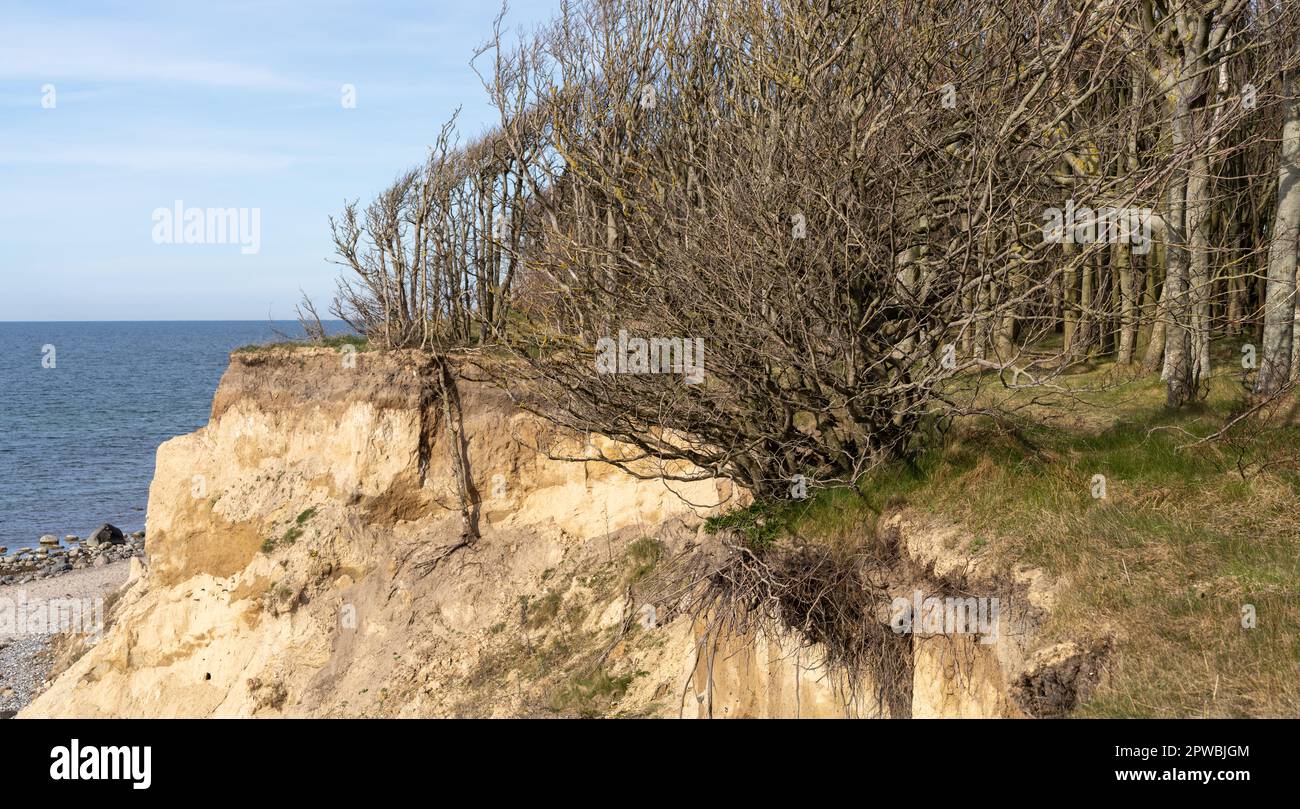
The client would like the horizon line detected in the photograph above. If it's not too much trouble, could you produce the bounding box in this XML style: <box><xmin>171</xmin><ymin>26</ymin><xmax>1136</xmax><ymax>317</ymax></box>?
<box><xmin>0</xmin><ymin>318</ymin><xmax>350</xmax><ymax>324</ymax></box>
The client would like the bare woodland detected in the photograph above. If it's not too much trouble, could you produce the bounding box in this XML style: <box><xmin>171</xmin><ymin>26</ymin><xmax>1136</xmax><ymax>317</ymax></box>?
<box><xmin>322</xmin><ymin>0</ymin><xmax>1300</xmax><ymax>502</ymax></box>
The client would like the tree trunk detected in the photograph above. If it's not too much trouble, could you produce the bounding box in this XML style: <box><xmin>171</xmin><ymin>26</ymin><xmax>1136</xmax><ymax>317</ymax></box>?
<box><xmin>1257</xmin><ymin>72</ymin><xmax>1300</xmax><ymax>396</ymax></box>
<box><xmin>1141</xmin><ymin>250</ymin><xmax>1166</xmax><ymax>370</ymax></box>
<box><xmin>1164</xmin><ymin>86</ymin><xmax>1195</xmax><ymax>407</ymax></box>
<box><xmin>1117</xmin><ymin>241</ymin><xmax>1137</xmax><ymax>364</ymax></box>
<box><xmin>1186</xmin><ymin>155</ymin><xmax>1213</xmax><ymax>386</ymax></box>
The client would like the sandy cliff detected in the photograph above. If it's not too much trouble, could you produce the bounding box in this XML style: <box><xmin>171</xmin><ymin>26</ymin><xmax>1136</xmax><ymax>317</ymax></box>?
<box><xmin>22</xmin><ymin>349</ymin><xmax>1092</xmax><ymax>718</ymax></box>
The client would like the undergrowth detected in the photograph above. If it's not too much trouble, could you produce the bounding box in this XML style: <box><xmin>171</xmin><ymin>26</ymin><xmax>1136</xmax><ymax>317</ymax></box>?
<box><xmin>701</xmin><ymin>351</ymin><xmax>1300</xmax><ymax>717</ymax></box>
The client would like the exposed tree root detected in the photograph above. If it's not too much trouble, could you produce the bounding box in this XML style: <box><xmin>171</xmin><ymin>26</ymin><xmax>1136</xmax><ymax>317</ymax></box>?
<box><xmin>647</xmin><ymin>532</ymin><xmax>914</xmax><ymax>717</ymax></box>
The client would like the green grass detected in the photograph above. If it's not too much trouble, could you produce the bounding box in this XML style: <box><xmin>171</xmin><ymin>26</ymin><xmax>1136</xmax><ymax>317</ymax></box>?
<box><xmin>624</xmin><ymin>537</ymin><xmax>665</xmax><ymax>584</ymax></box>
<box><xmin>233</xmin><ymin>334</ymin><xmax>368</xmax><ymax>354</ymax></box>
<box><xmin>703</xmin><ymin>502</ymin><xmax>787</xmax><ymax>550</ymax></box>
<box><xmin>523</xmin><ymin>591</ymin><xmax>563</xmax><ymax>630</ymax></box>
<box><xmin>704</xmin><ymin>459</ymin><xmax>932</xmax><ymax>550</ymax></box>
<box><xmin>261</xmin><ymin>522</ymin><xmax>307</xmax><ymax>554</ymax></box>
<box><xmin>749</xmin><ymin>356</ymin><xmax>1300</xmax><ymax>717</ymax></box>
<box><xmin>548</xmin><ymin>668</ymin><xmax>640</xmax><ymax>718</ymax></box>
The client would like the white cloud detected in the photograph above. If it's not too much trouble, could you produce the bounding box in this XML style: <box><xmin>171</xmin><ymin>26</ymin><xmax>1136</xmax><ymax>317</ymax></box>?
<box><xmin>0</xmin><ymin>146</ymin><xmax>305</xmax><ymax>172</ymax></box>
<box><xmin>0</xmin><ymin>20</ymin><xmax>315</xmax><ymax>92</ymax></box>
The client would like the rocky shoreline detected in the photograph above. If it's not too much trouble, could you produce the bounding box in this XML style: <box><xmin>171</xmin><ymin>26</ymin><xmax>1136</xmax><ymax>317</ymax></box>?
<box><xmin>0</xmin><ymin>523</ymin><xmax>146</xmax><ymax>585</ymax></box>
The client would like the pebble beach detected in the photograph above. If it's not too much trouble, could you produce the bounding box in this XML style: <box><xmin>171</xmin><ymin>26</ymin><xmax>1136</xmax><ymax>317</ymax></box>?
<box><xmin>0</xmin><ymin>524</ymin><xmax>142</xmax><ymax>717</ymax></box>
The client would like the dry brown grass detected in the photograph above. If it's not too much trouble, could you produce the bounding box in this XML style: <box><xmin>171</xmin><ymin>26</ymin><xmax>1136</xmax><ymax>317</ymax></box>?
<box><xmin>926</xmin><ymin>367</ymin><xmax>1299</xmax><ymax>715</ymax></box>
<box><xmin>776</xmin><ymin>352</ymin><xmax>1300</xmax><ymax>716</ymax></box>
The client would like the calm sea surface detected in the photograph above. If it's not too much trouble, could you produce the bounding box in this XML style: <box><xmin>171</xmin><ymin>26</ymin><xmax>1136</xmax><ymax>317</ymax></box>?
<box><xmin>0</xmin><ymin>321</ymin><xmax>348</xmax><ymax>552</ymax></box>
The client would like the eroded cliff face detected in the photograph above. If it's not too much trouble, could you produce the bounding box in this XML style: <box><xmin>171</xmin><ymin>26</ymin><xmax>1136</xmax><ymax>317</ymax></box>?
<box><xmin>22</xmin><ymin>349</ymin><xmax>1091</xmax><ymax>718</ymax></box>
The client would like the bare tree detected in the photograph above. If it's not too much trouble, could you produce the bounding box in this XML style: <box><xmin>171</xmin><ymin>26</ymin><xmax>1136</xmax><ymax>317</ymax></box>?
<box><xmin>325</xmin><ymin>0</ymin><xmax>1300</xmax><ymax>497</ymax></box>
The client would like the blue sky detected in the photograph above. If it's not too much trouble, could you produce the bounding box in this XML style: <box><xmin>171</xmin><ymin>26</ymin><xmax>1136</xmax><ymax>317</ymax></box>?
<box><xmin>0</xmin><ymin>0</ymin><xmax>559</xmax><ymax>320</ymax></box>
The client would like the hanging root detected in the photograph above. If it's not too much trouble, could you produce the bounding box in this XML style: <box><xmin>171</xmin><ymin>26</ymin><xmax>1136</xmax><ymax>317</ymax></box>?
<box><xmin>644</xmin><ymin>535</ymin><xmax>913</xmax><ymax>716</ymax></box>
<box><xmin>413</xmin><ymin>354</ymin><xmax>480</xmax><ymax>576</ymax></box>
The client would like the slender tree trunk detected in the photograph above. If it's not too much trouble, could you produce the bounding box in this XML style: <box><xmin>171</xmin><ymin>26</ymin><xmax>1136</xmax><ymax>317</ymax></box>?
<box><xmin>1117</xmin><ymin>241</ymin><xmax>1137</xmax><ymax>363</ymax></box>
<box><xmin>1226</xmin><ymin>243</ymin><xmax>1244</xmax><ymax>333</ymax></box>
<box><xmin>1073</xmin><ymin>256</ymin><xmax>1094</xmax><ymax>356</ymax></box>
<box><xmin>1258</xmin><ymin>73</ymin><xmax>1300</xmax><ymax>394</ymax></box>
<box><xmin>1141</xmin><ymin>249</ymin><xmax>1166</xmax><ymax>369</ymax></box>
<box><xmin>1063</xmin><ymin>247</ymin><xmax>1078</xmax><ymax>356</ymax></box>
<box><xmin>1187</xmin><ymin>156</ymin><xmax>1213</xmax><ymax>386</ymax></box>
<box><xmin>1164</xmin><ymin>86</ymin><xmax>1195</xmax><ymax>407</ymax></box>
<box><xmin>1118</xmin><ymin>71</ymin><xmax>1141</xmax><ymax>365</ymax></box>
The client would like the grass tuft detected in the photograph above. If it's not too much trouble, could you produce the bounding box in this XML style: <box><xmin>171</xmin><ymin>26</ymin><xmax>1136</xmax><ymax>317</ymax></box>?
<box><xmin>233</xmin><ymin>334</ymin><xmax>368</xmax><ymax>354</ymax></box>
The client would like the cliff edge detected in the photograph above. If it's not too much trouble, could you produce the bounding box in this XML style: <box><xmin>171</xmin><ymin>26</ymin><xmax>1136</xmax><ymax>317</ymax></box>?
<box><xmin>22</xmin><ymin>348</ymin><xmax>1082</xmax><ymax>718</ymax></box>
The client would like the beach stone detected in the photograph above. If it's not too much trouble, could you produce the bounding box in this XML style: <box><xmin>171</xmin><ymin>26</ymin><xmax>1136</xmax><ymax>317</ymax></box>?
<box><xmin>39</xmin><ymin>534</ymin><xmax>60</xmax><ymax>546</ymax></box>
<box><xmin>87</xmin><ymin>523</ymin><xmax>126</xmax><ymax>546</ymax></box>
<box><xmin>93</xmin><ymin>555</ymin><xmax>107</xmax><ymax>568</ymax></box>
<box><xmin>65</xmin><ymin>535</ymin><xmax>79</xmax><ymax>542</ymax></box>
